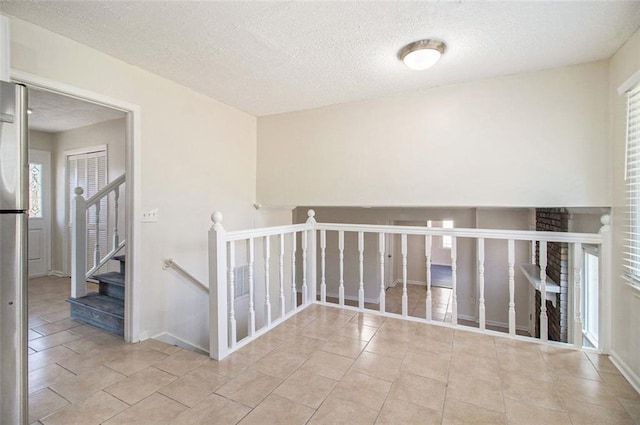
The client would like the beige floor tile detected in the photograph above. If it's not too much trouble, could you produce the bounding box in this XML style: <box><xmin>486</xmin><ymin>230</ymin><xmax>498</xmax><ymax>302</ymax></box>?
<box><xmin>136</xmin><ymin>338</ymin><xmax>182</xmax><ymax>355</ymax></box>
<box><xmin>28</xmin><ymin>363</ymin><xmax>76</xmax><ymax>394</ymax></box>
<box><xmin>564</xmin><ymin>398</ymin><xmax>635</xmax><ymax>425</ymax></box>
<box><xmin>501</xmin><ymin>373</ymin><xmax>563</xmax><ymax>410</ymax></box>
<box><xmin>158</xmin><ymin>370</ymin><xmax>225</xmax><ymax>407</ymax></box>
<box><xmin>204</xmin><ymin>350</ymin><xmax>261</xmax><ymax>378</ymax></box>
<box><xmin>376</xmin><ymin>397</ymin><xmax>442</xmax><ymax>425</ymax></box>
<box><xmin>337</xmin><ymin>322</ymin><xmax>378</xmax><ymax>341</ymax></box>
<box><xmin>28</xmin><ymin>345</ymin><xmax>80</xmax><ymax>372</ymax></box>
<box><xmin>28</xmin><ymin>388</ymin><xmax>69</xmax><ymax>423</ymax></box>
<box><xmin>274</xmin><ymin>368</ymin><xmax>337</xmax><ymax>408</ymax></box>
<box><xmin>504</xmin><ymin>399</ymin><xmax>571</xmax><ymax>425</ymax></box>
<box><xmin>351</xmin><ymin>351</ymin><xmax>402</xmax><ymax>382</ymax></box>
<box><xmin>252</xmin><ymin>348</ymin><xmax>308</xmax><ymax>379</ymax></box>
<box><xmin>237</xmin><ymin>333</ymin><xmax>285</xmax><ymax>357</ymax></box>
<box><xmin>600</xmin><ymin>371</ymin><xmax>640</xmax><ymax>401</ymax></box>
<box><xmin>153</xmin><ymin>348</ymin><xmax>209</xmax><ymax>377</ymax></box>
<box><xmin>276</xmin><ymin>335</ymin><xmax>325</xmax><ymax>357</ymax></box>
<box><xmin>585</xmin><ymin>352</ymin><xmax>621</xmax><ymax>374</ymax></box>
<box><xmin>170</xmin><ymin>393</ymin><xmax>250</xmax><ymax>425</ymax></box>
<box><xmin>365</xmin><ymin>335</ymin><xmax>410</xmax><ymax>359</ymax></box>
<box><xmin>33</xmin><ymin>318</ymin><xmax>82</xmax><ymax>336</ymax></box>
<box><xmin>40</xmin><ymin>391</ymin><xmax>128</xmax><ymax>425</ymax></box>
<box><xmin>331</xmin><ymin>370</ymin><xmax>391</xmax><ymax>411</ymax></box>
<box><xmin>299</xmin><ymin>350</ymin><xmax>354</xmax><ymax>380</ymax></box>
<box><xmin>103</xmin><ymin>393</ymin><xmax>187</xmax><ymax>424</ymax></box>
<box><xmin>29</xmin><ymin>330</ymin><xmax>82</xmax><ymax>352</ymax></box>
<box><xmin>555</xmin><ymin>375</ymin><xmax>626</xmax><ymax>411</ymax></box>
<box><xmin>308</xmin><ymin>396</ymin><xmax>378</xmax><ymax>425</ymax></box>
<box><xmin>50</xmin><ymin>365</ymin><xmax>125</xmax><ymax>403</ymax></box>
<box><xmin>215</xmin><ymin>367</ymin><xmax>283</xmax><ymax>407</ymax></box>
<box><xmin>442</xmin><ymin>398</ymin><xmax>507</xmax><ymax>425</ymax></box>
<box><xmin>67</xmin><ymin>324</ymin><xmax>106</xmax><ymax>338</ymax></box>
<box><xmin>40</xmin><ymin>309</ymin><xmax>71</xmax><ymax>324</ymax></box>
<box><xmin>408</xmin><ymin>334</ymin><xmax>453</xmax><ymax>357</ymax></box>
<box><xmin>105</xmin><ymin>348</ymin><xmax>169</xmax><ymax>376</ymax></box>
<box><xmin>104</xmin><ymin>366</ymin><xmax>177</xmax><ymax>405</ymax></box>
<box><xmin>401</xmin><ymin>350</ymin><xmax>450</xmax><ymax>383</ymax></box>
<box><xmin>29</xmin><ymin>329</ymin><xmax>44</xmax><ymax>340</ymax></box>
<box><xmin>238</xmin><ymin>394</ymin><xmax>315</xmax><ymax>425</ymax></box>
<box><xmin>321</xmin><ymin>334</ymin><xmax>368</xmax><ymax>358</ymax></box>
<box><xmin>388</xmin><ymin>372</ymin><xmax>446</xmax><ymax>412</ymax></box>
<box><xmin>446</xmin><ymin>371</ymin><xmax>504</xmax><ymax>413</ymax></box>
<box><xmin>620</xmin><ymin>398</ymin><xmax>640</xmax><ymax>424</ymax></box>
<box><xmin>548</xmin><ymin>357</ymin><xmax>602</xmax><ymax>381</ymax></box>
<box><xmin>56</xmin><ymin>346</ymin><xmax>123</xmax><ymax>375</ymax></box>
<box><xmin>349</xmin><ymin>312</ymin><xmax>386</xmax><ymax>328</ymax></box>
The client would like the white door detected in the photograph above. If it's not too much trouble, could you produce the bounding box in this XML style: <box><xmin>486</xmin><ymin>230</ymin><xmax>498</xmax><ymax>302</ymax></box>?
<box><xmin>65</xmin><ymin>148</ymin><xmax>108</xmax><ymax>275</ymax></box>
<box><xmin>27</xmin><ymin>149</ymin><xmax>51</xmax><ymax>278</ymax></box>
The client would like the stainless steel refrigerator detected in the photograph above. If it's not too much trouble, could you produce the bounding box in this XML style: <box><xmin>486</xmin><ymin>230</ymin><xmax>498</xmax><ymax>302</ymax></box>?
<box><xmin>0</xmin><ymin>80</ymin><xmax>29</xmax><ymax>424</ymax></box>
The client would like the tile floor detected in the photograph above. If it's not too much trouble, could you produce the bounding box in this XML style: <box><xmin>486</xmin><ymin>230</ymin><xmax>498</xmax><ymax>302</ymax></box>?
<box><xmin>27</xmin><ymin>275</ymin><xmax>640</xmax><ymax>424</ymax></box>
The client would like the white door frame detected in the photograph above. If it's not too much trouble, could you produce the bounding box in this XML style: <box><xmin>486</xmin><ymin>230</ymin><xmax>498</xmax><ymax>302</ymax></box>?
<box><xmin>12</xmin><ymin>71</ymin><xmax>142</xmax><ymax>343</ymax></box>
<box><xmin>27</xmin><ymin>149</ymin><xmax>52</xmax><ymax>278</ymax></box>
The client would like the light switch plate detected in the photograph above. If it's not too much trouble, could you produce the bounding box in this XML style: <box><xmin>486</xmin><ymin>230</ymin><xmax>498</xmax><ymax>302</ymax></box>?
<box><xmin>141</xmin><ymin>209</ymin><xmax>159</xmax><ymax>222</ymax></box>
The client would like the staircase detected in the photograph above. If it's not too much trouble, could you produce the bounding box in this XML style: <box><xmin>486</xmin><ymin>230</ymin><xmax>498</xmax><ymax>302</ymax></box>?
<box><xmin>67</xmin><ymin>255</ymin><xmax>125</xmax><ymax>336</ymax></box>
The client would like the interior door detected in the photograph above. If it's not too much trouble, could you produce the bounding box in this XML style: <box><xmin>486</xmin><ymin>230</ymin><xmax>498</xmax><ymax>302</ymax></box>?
<box><xmin>27</xmin><ymin>149</ymin><xmax>51</xmax><ymax>277</ymax></box>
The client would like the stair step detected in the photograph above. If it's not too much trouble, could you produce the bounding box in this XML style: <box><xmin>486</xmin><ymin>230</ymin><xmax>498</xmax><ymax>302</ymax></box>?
<box><xmin>113</xmin><ymin>255</ymin><xmax>126</xmax><ymax>274</ymax></box>
<box><xmin>67</xmin><ymin>293</ymin><xmax>124</xmax><ymax>336</ymax></box>
<box><xmin>92</xmin><ymin>272</ymin><xmax>124</xmax><ymax>300</ymax></box>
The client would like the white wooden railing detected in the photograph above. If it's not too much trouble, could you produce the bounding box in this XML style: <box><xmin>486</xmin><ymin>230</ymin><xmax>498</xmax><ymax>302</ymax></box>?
<box><xmin>71</xmin><ymin>174</ymin><xmax>126</xmax><ymax>298</ymax></box>
<box><xmin>208</xmin><ymin>209</ymin><xmax>610</xmax><ymax>360</ymax></box>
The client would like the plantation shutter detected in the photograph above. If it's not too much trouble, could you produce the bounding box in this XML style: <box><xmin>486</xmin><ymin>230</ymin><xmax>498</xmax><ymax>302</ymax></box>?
<box><xmin>624</xmin><ymin>83</ymin><xmax>640</xmax><ymax>281</ymax></box>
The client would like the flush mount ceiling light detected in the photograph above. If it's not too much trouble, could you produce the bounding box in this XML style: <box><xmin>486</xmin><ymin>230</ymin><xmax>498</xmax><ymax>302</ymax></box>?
<box><xmin>398</xmin><ymin>39</ymin><xmax>446</xmax><ymax>70</ymax></box>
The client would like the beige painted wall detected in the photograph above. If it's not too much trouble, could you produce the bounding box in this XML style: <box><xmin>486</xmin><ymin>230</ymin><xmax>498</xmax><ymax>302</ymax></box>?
<box><xmin>29</xmin><ymin>130</ymin><xmax>53</xmax><ymax>151</ymax></box>
<box><xmin>258</xmin><ymin>61</ymin><xmax>610</xmax><ymax>208</ymax></box>
<box><xmin>609</xmin><ymin>27</ymin><xmax>640</xmax><ymax>385</ymax></box>
<box><xmin>51</xmin><ymin>118</ymin><xmax>126</xmax><ymax>275</ymax></box>
<box><xmin>8</xmin><ymin>16</ymin><xmax>257</xmax><ymax>349</ymax></box>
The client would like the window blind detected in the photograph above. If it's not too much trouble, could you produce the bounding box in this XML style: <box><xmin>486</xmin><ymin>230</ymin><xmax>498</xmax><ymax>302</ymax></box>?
<box><xmin>624</xmin><ymin>83</ymin><xmax>640</xmax><ymax>281</ymax></box>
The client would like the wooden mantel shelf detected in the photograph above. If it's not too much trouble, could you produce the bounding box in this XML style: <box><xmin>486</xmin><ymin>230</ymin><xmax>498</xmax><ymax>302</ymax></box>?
<box><xmin>519</xmin><ymin>264</ymin><xmax>560</xmax><ymax>307</ymax></box>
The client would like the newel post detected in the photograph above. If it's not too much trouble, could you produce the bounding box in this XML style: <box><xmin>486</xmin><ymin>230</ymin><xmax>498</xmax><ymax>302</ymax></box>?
<box><xmin>209</xmin><ymin>212</ymin><xmax>229</xmax><ymax>360</ymax></box>
<box><xmin>71</xmin><ymin>187</ymin><xmax>87</xmax><ymax>298</ymax></box>
<box><xmin>599</xmin><ymin>214</ymin><xmax>612</xmax><ymax>354</ymax></box>
<box><xmin>306</xmin><ymin>210</ymin><xmax>317</xmax><ymax>305</ymax></box>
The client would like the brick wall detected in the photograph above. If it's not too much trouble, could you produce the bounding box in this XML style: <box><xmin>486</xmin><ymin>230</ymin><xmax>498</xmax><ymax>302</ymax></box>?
<box><xmin>535</xmin><ymin>208</ymin><xmax>569</xmax><ymax>343</ymax></box>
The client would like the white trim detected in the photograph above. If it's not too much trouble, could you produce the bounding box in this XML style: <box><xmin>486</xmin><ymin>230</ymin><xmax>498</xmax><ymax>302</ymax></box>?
<box><xmin>151</xmin><ymin>332</ymin><xmax>209</xmax><ymax>356</ymax></box>
<box><xmin>322</xmin><ymin>291</ymin><xmax>380</xmax><ymax>304</ymax></box>
<box><xmin>64</xmin><ymin>145</ymin><xmax>108</xmax><ymax>157</ymax></box>
<box><xmin>458</xmin><ymin>313</ymin><xmax>529</xmax><ymax>333</ymax></box>
<box><xmin>11</xmin><ymin>70</ymin><xmax>142</xmax><ymax>343</ymax></box>
<box><xmin>609</xmin><ymin>350</ymin><xmax>640</xmax><ymax>395</ymax></box>
<box><xmin>0</xmin><ymin>16</ymin><xmax>9</xmax><ymax>82</ymax></box>
<box><xmin>618</xmin><ymin>68</ymin><xmax>640</xmax><ymax>96</ymax></box>
<box><xmin>47</xmin><ymin>270</ymin><xmax>64</xmax><ymax>278</ymax></box>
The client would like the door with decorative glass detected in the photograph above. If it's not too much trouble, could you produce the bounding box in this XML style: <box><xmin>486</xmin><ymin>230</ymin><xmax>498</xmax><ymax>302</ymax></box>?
<box><xmin>28</xmin><ymin>149</ymin><xmax>52</xmax><ymax>277</ymax></box>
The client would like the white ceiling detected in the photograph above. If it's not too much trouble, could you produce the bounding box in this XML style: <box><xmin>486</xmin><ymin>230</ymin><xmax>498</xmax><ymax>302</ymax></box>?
<box><xmin>28</xmin><ymin>88</ymin><xmax>125</xmax><ymax>133</ymax></box>
<box><xmin>2</xmin><ymin>1</ymin><xmax>640</xmax><ymax>117</ymax></box>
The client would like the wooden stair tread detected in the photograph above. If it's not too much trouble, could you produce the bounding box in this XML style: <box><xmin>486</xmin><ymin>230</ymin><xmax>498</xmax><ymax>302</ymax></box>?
<box><xmin>92</xmin><ymin>272</ymin><xmax>124</xmax><ymax>287</ymax></box>
<box><xmin>67</xmin><ymin>293</ymin><xmax>124</xmax><ymax>318</ymax></box>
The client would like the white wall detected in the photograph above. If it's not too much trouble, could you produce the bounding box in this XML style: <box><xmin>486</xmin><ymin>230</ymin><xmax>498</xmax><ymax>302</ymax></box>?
<box><xmin>7</xmin><ymin>16</ymin><xmax>257</xmax><ymax>349</ymax></box>
<box><xmin>609</xmin><ymin>27</ymin><xmax>640</xmax><ymax>387</ymax></box>
<box><xmin>29</xmin><ymin>130</ymin><xmax>53</xmax><ymax>151</ymax></box>
<box><xmin>258</xmin><ymin>61</ymin><xmax>610</xmax><ymax>208</ymax></box>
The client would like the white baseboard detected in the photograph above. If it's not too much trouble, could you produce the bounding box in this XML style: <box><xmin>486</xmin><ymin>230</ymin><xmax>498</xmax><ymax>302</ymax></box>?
<box><xmin>391</xmin><ymin>279</ymin><xmax>452</xmax><ymax>288</ymax></box>
<box><xmin>458</xmin><ymin>314</ymin><xmax>529</xmax><ymax>333</ymax></box>
<box><xmin>48</xmin><ymin>270</ymin><xmax>65</xmax><ymax>278</ymax></box>
<box><xmin>321</xmin><ymin>291</ymin><xmax>380</xmax><ymax>304</ymax></box>
<box><xmin>151</xmin><ymin>332</ymin><xmax>209</xmax><ymax>356</ymax></box>
<box><xmin>610</xmin><ymin>350</ymin><xmax>640</xmax><ymax>395</ymax></box>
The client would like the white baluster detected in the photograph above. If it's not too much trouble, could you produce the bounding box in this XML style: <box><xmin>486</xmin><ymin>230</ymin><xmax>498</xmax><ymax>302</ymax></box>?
<box><xmin>71</xmin><ymin>187</ymin><xmax>87</xmax><ymax>298</ymax></box>
<box><xmin>248</xmin><ymin>238</ymin><xmax>256</xmax><ymax>336</ymax></box>
<box><xmin>113</xmin><ymin>187</ymin><xmax>120</xmax><ymax>247</ymax></box>
<box><xmin>573</xmin><ymin>242</ymin><xmax>583</xmax><ymax>347</ymax></box>
<box><xmin>478</xmin><ymin>238</ymin><xmax>486</xmax><ymax>330</ymax></box>
<box><xmin>338</xmin><ymin>230</ymin><xmax>345</xmax><ymax>306</ymax></box>
<box><xmin>320</xmin><ymin>230</ymin><xmax>326</xmax><ymax>304</ymax></box>
<box><xmin>539</xmin><ymin>240</ymin><xmax>548</xmax><ymax>342</ymax></box>
<box><xmin>379</xmin><ymin>233</ymin><xmax>385</xmax><ymax>313</ymax></box>
<box><xmin>402</xmin><ymin>234</ymin><xmax>408</xmax><ymax>317</ymax></box>
<box><xmin>358</xmin><ymin>231</ymin><xmax>365</xmax><ymax>310</ymax></box>
<box><xmin>228</xmin><ymin>240</ymin><xmax>237</xmax><ymax>348</ymax></box>
<box><xmin>279</xmin><ymin>234</ymin><xmax>285</xmax><ymax>319</ymax></box>
<box><xmin>209</xmin><ymin>211</ymin><xmax>229</xmax><ymax>360</ymax></box>
<box><xmin>508</xmin><ymin>239</ymin><xmax>516</xmax><ymax>336</ymax></box>
<box><xmin>425</xmin><ymin>234</ymin><xmax>432</xmax><ymax>321</ymax></box>
<box><xmin>302</xmin><ymin>229</ymin><xmax>308</xmax><ymax>305</ymax></box>
<box><xmin>94</xmin><ymin>201</ymin><xmax>101</xmax><ymax>267</ymax></box>
<box><xmin>264</xmin><ymin>236</ymin><xmax>271</xmax><ymax>327</ymax></box>
<box><xmin>451</xmin><ymin>236</ymin><xmax>458</xmax><ymax>325</ymax></box>
<box><xmin>531</xmin><ymin>238</ymin><xmax>536</xmax><ymax>264</ymax></box>
<box><xmin>291</xmin><ymin>232</ymin><xmax>297</xmax><ymax>311</ymax></box>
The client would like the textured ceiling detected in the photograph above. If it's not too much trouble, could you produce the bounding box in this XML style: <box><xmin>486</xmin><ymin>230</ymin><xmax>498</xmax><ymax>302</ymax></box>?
<box><xmin>2</xmin><ymin>1</ymin><xmax>640</xmax><ymax>116</ymax></box>
<box><xmin>29</xmin><ymin>88</ymin><xmax>125</xmax><ymax>133</ymax></box>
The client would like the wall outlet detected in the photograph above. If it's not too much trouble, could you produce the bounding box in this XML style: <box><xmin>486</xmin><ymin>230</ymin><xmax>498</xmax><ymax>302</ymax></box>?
<box><xmin>141</xmin><ymin>209</ymin><xmax>159</xmax><ymax>222</ymax></box>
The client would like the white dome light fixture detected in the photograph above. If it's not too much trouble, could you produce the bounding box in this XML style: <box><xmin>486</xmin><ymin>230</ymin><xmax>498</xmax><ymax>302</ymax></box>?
<box><xmin>399</xmin><ymin>39</ymin><xmax>446</xmax><ymax>70</ymax></box>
